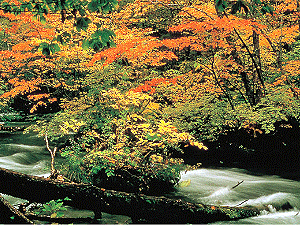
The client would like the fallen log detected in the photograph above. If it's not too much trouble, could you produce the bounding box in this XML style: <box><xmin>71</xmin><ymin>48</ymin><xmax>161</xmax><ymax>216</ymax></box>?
<box><xmin>24</xmin><ymin>211</ymin><xmax>94</xmax><ymax>224</ymax></box>
<box><xmin>0</xmin><ymin>194</ymin><xmax>33</xmax><ymax>224</ymax></box>
<box><xmin>0</xmin><ymin>167</ymin><xmax>261</xmax><ymax>224</ymax></box>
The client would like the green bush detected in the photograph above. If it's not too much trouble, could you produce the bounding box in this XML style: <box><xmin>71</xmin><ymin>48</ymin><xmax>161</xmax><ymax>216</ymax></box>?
<box><xmin>162</xmin><ymin>89</ymin><xmax>300</xmax><ymax>141</ymax></box>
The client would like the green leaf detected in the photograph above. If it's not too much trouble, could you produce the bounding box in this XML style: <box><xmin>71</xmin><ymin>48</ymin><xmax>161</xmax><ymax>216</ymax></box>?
<box><xmin>50</xmin><ymin>43</ymin><xmax>60</xmax><ymax>54</ymax></box>
<box><xmin>106</xmin><ymin>171</ymin><xmax>114</xmax><ymax>177</ymax></box>
<box><xmin>83</xmin><ymin>29</ymin><xmax>115</xmax><ymax>51</ymax></box>
<box><xmin>215</xmin><ymin>0</ymin><xmax>228</xmax><ymax>12</ymax></box>
<box><xmin>101</xmin><ymin>29</ymin><xmax>116</xmax><ymax>43</ymax></box>
<box><xmin>231</xmin><ymin>0</ymin><xmax>242</xmax><ymax>14</ymax></box>
<box><xmin>42</xmin><ymin>47</ymin><xmax>50</xmax><ymax>55</ymax></box>
<box><xmin>91</xmin><ymin>40</ymin><xmax>104</xmax><ymax>51</ymax></box>
<box><xmin>253</xmin><ymin>0</ymin><xmax>262</xmax><ymax>5</ymax></box>
<box><xmin>146</xmin><ymin>133</ymin><xmax>162</xmax><ymax>141</ymax></box>
<box><xmin>38</xmin><ymin>42</ymin><xmax>52</xmax><ymax>56</ymax></box>
<box><xmin>35</xmin><ymin>211</ymin><xmax>41</xmax><ymax>215</ymax></box>
<box><xmin>261</xmin><ymin>5</ymin><xmax>273</xmax><ymax>15</ymax></box>
<box><xmin>105</xmin><ymin>168</ymin><xmax>114</xmax><ymax>177</ymax></box>
<box><xmin>38</xmin><ymin>42</ymin><xmax>49</xmax><ymax>51</ymax></box>
<box><xmin>43</xmin><ymin>204</ymin><xmax>52</xmax><ymax>212</ymax></box>
<box><xmin>75</xmin><ymin>17</ymin><xmax>91</xmax><ymax>32</ymax></box>
<box><xmin>56</xmin><ymin>35</ymin><xmax>65</xmax><ymax>45</ymax></box>
<box><xmin>2</xmin><ymin>3</ymin><xmax>12</xmax><ymax>13</ymax></box>
<box><xmin>60</xmin><ymin>206</ymin><xmax>68</xmax><ymax>211</ymax></box>
<box><xmin>49</xmin><ymin>200</ymin><xmax>56</xmax><ymax>208</ymax></box>
<box><xmin>56</xmin><ymin>211</ymin><xmax>65</xmax><ymax>217</ymax></box>
<box><xmin>64</xmin><ymin>196</ymin><xmax>71</xmax><ymax>201</ymax></box>
<box><xmin>88</xmin><ymin>0</ymin><xmax>99</xmax><ymax>13</ymax></box>
<box><xmin>26</xmin><ymin>3</ymin><xmax>33</xmax><ymax>11</ymax></box>
<box><xmin>103</xmin><ymin>3</ymin><xmax>112</xmax><ymax>13</ymax></box>
<box><xmin>100</xmin><ymin>31</ymin><xmax>111</xmax><ymax>43</ymax></box>
<box><xmin>105</xmin><ymin>0</ymin><xmax>118</xmax><ymax>13</ymax></box>
<box><xmin>79</xmin><ymin>8</ymin><xmax>86</xmax><ymax>16</ymax></box>
<box><xmin>95</xmin><ymin>23</ymin><xmax>102</xmax><ymax>29</ymax></box>
<box><xmin>87</xmin><ymin>0</ymin><xmax>118</xmax><ymax>13</ymax></box>
<box><xmin>56</xmin><ymin>202</ymin><xmax>64</xmax><ymax>208</ymax></box>
<box><xmin>110</xmin><ymin>0</ymin><xmax>118</xmax><ymax>6</ymax></box>
<box><xmin>82</xmin><ymin>38</ymin><xmax>90</xmax><ymax>50</ymax></box>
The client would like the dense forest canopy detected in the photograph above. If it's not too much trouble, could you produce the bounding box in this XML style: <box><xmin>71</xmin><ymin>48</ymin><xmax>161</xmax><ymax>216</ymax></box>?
<box><xmin>0</xmin><ymin>0</ymin><xmax>300</xmax><ymax>191</ymax></box>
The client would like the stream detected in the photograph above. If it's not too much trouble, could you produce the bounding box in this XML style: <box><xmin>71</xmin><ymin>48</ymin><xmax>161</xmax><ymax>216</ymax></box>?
<box><xmin>1</xmin><ymin>129</ymin><xmax>300</xmax><ymax>224</ymax></box>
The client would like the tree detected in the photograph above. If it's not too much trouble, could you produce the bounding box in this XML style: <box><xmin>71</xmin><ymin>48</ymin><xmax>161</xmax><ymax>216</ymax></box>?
<box><xmin>0</xmin><ymin>0</ymin><xmax>117</xmax><ymax>51</ymax></box>
<box><xmin>1</xmin><ymin>0</ymin><xmax>300</xmax><ymax>196</ymax></box>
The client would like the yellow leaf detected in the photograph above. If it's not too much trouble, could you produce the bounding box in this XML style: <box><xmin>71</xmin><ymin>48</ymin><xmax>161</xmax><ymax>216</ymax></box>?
<box><xmin>178</xmin><ymin>179</ymin><xmax>191</xmax><ymax>187</ymax></box>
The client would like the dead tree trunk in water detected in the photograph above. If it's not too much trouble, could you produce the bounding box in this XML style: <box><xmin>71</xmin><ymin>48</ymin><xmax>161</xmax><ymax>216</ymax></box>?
<box><xmin>0</xmin><ymin>167</ymin><xmax>261</xmax><ymax>224</ymax></box>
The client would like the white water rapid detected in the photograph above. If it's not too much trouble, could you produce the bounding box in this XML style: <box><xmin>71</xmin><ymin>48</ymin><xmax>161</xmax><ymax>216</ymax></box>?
<box><xmin>1</xmin><ymin>129</ymin><xmax>300</xmax><ymax>224</ymax></box>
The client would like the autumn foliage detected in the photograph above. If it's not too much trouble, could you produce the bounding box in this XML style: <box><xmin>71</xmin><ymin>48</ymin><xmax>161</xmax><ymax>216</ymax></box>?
<box><xmin>1</xmin><ymin>0</ymin><xmax>300</xmax><ymax>190</ymax></box>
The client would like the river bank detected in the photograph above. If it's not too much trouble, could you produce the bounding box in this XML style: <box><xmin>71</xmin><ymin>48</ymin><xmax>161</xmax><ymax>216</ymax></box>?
<box><xmin>176</xmin><ymin>121</ymin><xmax>300</xmax><ymax>181</ymax></box>
<box><xmin>0</xmin><ymin>130</ymin><xmax>299</xmax><ymax>223</ymax></box>
<box><xmin>0</xmin><ymin>124</ymin><xmax>299</xmax><ymax>224</ymax></box>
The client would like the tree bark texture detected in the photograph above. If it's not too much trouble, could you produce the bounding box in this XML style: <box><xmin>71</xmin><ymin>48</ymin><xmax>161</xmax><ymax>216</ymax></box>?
<box><xmin>0</xmin><ymin>167</ymin><xmax>261</xmax><ymax>224</ymax></box>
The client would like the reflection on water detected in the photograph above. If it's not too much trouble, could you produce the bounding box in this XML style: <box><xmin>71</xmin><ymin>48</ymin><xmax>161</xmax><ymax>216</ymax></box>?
<box><xmin>1</xmin><ymin>130</ymin><xmax>300</xmax><ymax>224</ymax></box>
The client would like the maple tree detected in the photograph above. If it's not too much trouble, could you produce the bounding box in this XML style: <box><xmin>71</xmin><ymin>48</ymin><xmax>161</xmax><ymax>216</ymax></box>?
<box><xmin>85</xmin><ymin>0</ymin><xmax>300</xmax><ymax>142</ymax></box>
<box><xmin>0</xmin><ymin>0</ymin><xmax>117</xmax><ymax>49</ymax></box>
<box><xmin>0</xmin><ymin>0</ymin><xmax>204</xmax><ymax>189</ymax></box>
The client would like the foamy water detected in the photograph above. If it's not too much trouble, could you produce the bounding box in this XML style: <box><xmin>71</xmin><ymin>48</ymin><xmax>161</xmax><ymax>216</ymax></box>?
<box><xmin>1</xmin><ymin>131</ymin><xmax>300</xmax><ymax>224</ymax></box>
<box><xmin>0</xmin><ymin>131</ymin><xmax>130</xmax><ymax>223</ymax></box>
<box><xmin>175</xmin><ymin>168</ymin><xmax>300</xmax><ymax>224</ymax></box>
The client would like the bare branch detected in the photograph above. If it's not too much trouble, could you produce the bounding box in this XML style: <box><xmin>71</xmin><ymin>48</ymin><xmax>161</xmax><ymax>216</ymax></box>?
<box><xmin>44</xmin><ymin>133</ymin><xmax>57</xmax><ymax>176</ymax></box>
<box><xmin>235</xmin><ymin>199</ymin><xmax>249</xmax><ymax>207</ymax></box>
<box><xmin>231</xmin><ymin>180</ymin><xmax>244</xmax><ymax>189</ymax></box>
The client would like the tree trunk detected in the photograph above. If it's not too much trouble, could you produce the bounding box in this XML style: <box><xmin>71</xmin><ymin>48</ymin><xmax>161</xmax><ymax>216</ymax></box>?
<box><xmin>252</xmin><ymin>30</ymin><xmax>264</xmax><ymax>103</ymax></box>
<box><xmin>0</xmin><ymin>167</ymin><xmax>262</xmax><ymax>224</ymax></box>
<box><xmin>297</xmin><ymin>0</ymin><xmax>300</xmax><ymax>32</ymax></box>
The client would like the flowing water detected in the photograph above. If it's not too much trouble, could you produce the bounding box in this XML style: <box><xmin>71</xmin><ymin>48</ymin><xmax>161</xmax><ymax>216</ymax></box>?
<box><xmin>1</xmin><ymin>128</ymin><xmax>300</xmax><ymax>224</ymax></box>
<box><xmin>0</xmin><ymin>130</ymin><xmax>131</xmax><ymax>224</ymax></box>
<box><xmin>174</xmin><ymin>169</ymin><xmax>300</xmax><ymax>224</ymax></box>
